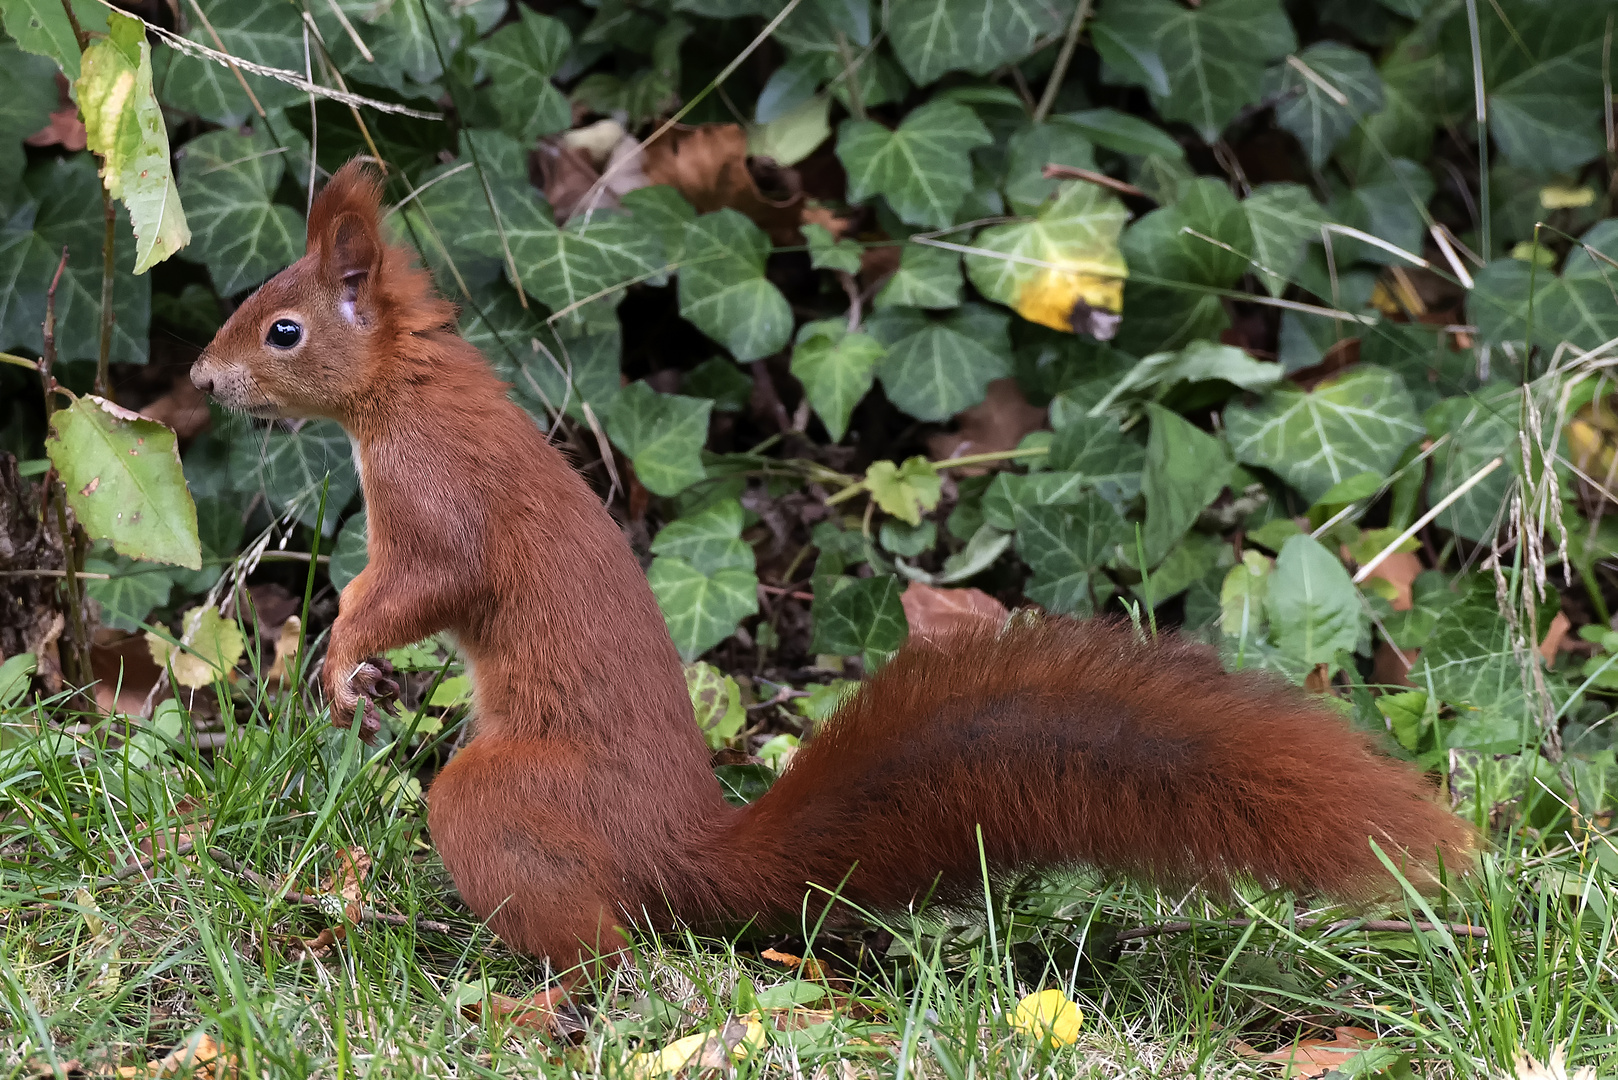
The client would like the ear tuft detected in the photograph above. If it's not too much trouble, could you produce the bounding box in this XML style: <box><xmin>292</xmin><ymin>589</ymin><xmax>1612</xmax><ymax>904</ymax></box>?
<box><xmin>308</xmin><ymin>159</ymin><xmax>385</xmax><ymax>282</ymax></box>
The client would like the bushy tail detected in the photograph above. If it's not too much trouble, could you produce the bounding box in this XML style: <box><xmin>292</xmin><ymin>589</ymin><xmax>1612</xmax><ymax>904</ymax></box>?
<box><xmin>706</xmin><ymin>618</ymin><xmax>1477</xmax><ymax>919</ymax></box>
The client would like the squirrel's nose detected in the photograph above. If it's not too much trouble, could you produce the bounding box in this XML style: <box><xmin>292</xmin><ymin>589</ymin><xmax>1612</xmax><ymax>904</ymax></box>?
<box><xmin>190</xmin><ymin>362</ymin><xmax>214</xmax><ymax>396</ymax></box>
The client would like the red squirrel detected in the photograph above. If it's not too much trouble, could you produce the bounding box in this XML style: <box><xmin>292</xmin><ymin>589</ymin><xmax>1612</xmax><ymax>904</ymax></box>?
<box><xmin>191</xmin><ymin>160</ymin><xmax>1477</xmax><ymax>990</ymax></box>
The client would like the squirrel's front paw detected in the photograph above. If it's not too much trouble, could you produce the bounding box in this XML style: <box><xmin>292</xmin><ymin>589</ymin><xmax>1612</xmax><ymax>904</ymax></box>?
<box><xmin>329</xmin><ymin>658</ymin><xmax>397</xmax><ymax>743</ymax></box>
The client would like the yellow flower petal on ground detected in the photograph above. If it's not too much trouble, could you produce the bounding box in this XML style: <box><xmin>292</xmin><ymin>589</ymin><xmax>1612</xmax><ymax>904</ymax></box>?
<box><xmin>1009</xmin><ymin>989</ymin><xmax>1083</xmax><ymax>1046</ymax></box>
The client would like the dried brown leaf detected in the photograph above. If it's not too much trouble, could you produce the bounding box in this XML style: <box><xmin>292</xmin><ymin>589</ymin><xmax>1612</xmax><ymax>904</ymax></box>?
<box><xmin>901</xmin><ymin>582</ymin><xmax>1009</xmax><ymax>644</ymax></box>
<box><xmin>928</xmin><ymin>378</ymin><xmax>1047</xmax><ymax>465</ymax></box>
<box><xmin>643</xmin><ymin>124</ymin><xmax>803</xmax><ymax>244</ymax></box>
<box><xmin>1234</xmin><ymin>1026</ymin><xmax>1377</xmax><ymax>1079</ymax></box>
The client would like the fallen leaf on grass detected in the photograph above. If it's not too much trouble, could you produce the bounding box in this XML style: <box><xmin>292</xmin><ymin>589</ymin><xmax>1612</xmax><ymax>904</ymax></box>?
<box><xmin>1008</xmin><ymin>989</ymin><xmax>1082</xmax><ymax>1047</ymax></box>
<box><xmin>145</xmin><ymin>606</ymin><xmax>243</xmax><ymax>690</ymax></box>
<box><xmin>1232</xmin><ymin>1026</ymin><xmax>1377</xmax><ymax>1078</ymax></box>
<box><xmin>91</xmin><ymin>630</ymin><xmax>164</xmax><ymax>715</ymax></box>
<box><xmin>928</xmin><ymin>378</ymin><xmax>1047</xmax><ymax>464</ymax></box>
<box><xmin>644</xmin><ymin>124</ymin><xmax>804</xmax><ymax>244</ymax></box>
<box><xmin>762</xmin><ymin>946</ymin><xmax>830</xmax><ymax>982</ymax></box>
<box><xmin>117</xmin><ymin>1032</ymin><xmax>238</xmax><ymax>1079</ymax></box>
<box><xmin>901</xmin><ymin>582</ymin><xmax>1009</xmax><ymax>643</ymax></box>
<box><xmin>625</xmin><ymin>1016</ymin><xmax>765</xmax><ymax>1078</ymax></box>
<box><xmin>264</xmin><ymin>615</ymin><xmax>303</xmax><ymax>686</ymax></box>
<box><xmin>328</xmin><ymin>846</ymin><xmax>371</xmax><ymax>917</ymax></box>
<box><xmin>1540</xmin><ymin>611</ymin><xmax>1570</xmax><ymax>664</ymax></box>
<box><xmin>1507</xmin><ymin>1043</ymin><xmax>1596</xmax><ymax>1080</ymax></box>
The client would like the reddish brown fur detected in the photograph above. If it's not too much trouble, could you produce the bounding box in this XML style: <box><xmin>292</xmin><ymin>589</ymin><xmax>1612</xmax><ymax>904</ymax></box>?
<box><xmin>194</xmin><ymin>161</ymin><xmax>1477</xmax><ymax>980</ymax></box>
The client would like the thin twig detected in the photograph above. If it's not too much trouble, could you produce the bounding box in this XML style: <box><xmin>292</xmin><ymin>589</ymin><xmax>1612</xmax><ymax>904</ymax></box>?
<box><xmin>1116</xmin><ymin>916</ymin><xmax>1489</xmax><ymax>942</ymax></box>
<box><xmin>185</xmin><ymin>0</ymin><xmax>267</xmax><ymax>119</ymax></box>
<box><xmin>1032</xmin><ymin>0</ymin><xmax>1094</xmax><ymax>123</ymax></box>
<box><xmin>838</xmin><ymin>271</ymin><xmax>862</xmax><ymax>334</ymax></box>
<box><xmin>97</xmin><ymin>186</ymin><xmax>115</xmax><ymax>395</ymax></box>
<box><xmin>1042</xmin><ymin>163</ymin><xmax>1148</xmax><ymax>200</ymax></box>
<box><xmin>0</xmin><ymin>569</ymin><xmax>112</xmax><ymax>579</ymax></box>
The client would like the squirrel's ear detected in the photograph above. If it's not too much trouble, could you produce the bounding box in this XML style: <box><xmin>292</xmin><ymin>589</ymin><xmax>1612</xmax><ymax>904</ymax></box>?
<box><xmin>307</xmin><ymin>159</ymin><xmax>385</xmax><ymax>312</ymax></box>
<box><xmin>326</xmin><ymin>211</ymin><xmax>380</xmax><ymax>286</ymax></box>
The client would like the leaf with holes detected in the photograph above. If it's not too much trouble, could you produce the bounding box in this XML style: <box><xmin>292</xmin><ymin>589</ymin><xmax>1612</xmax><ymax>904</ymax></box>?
<box><xmin>678</xmin><ymin>210</ymin><xmax>793</xmax><ymax>361</ymax></box>
<box><xmin>1013</xmin><ymin>497</ymin><xmax>1127</xmax><ymax>615</ymax></box>
<box><xmin>46</xmin><ymin>395</ymin><xmax>200</xmax><ymax>569</ymax></box>
<box><xmin>470</xmin><ymin>7</ymin><xmax>572</xmax><ymax>143</ymax></box>
<box><xmin>1263</xmin><ymin>43</ymin><xmax>1384</xmax><ymax>167</ymax></box>
<box><xmin>868</xmin><ymin>304</ymin><xmax>1011</xmax><ymax>422</ymax></box>
<box><xmin>790</xmin><ymin>319</ymin><xmax>885</xmax><ymax>442</ymax></box>
<box><xmin>0</xmin><ymin>156</ymin><xmax>149</xmax><ymax>364</ymax></box>
<box><xmin>652</xmin><ymin>499</ymin><xmax>755</xmax><ymax>576</ymax></box>
<box><xmin>606</xmin><ymin>381</ymin><xmax>711</xmax><ymax>496</ymax></box>
<box><xmin>887</xmin><ymin>0</ymin><xmax>1076</xmax><ymax>86</ymax></box>
<box><xmin>1224</xmin><ymin>367</ymin><xmax>1423</xmax><ymax>504</ymax></box>
<box><xmin>177</xmin><ymin>128</ymin><xmax>302</xmax><ymax>295</ymax></box>
<box><xmin>1092</xmin><ymin>0</ymin><xmax>1295</xmax><ymax>142</ymax></box>
<box><xmin>811</xmin><ymin>575</ymin><xmax>908</xmax><ymax>663</ymax></box>
<box><xmin>966</xmin><ymin>181</ymin><xmax>1129</xmax><ymax>337</ymax></box>
<box><xmin>836</xmin><ymin>101</ymin><xmax>992</xmax><ymax>228</ymax></box>
<box><xmin>1264</xmin><ymin>534</ymin><xmax>1363</xmax><ymax>666</ymax></box>
<box><xmin>156</xmin><ymin>0</ymin><xmax>305</xmax><ymax>127</ymax></box>
<box><xmin>648</xmin><ymin>557</ymin><xmax>759</xmax><ymax>662</ymax></box>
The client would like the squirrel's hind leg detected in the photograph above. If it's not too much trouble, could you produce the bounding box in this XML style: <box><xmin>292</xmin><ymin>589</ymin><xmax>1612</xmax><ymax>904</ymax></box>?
<box><xmin>428</xmin><ymin>738</ymin><xmax>632</xmax><ymax>975</ymax></box>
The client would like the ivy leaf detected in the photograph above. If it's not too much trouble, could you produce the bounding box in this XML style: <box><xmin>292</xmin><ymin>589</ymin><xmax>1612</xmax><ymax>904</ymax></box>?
<box><xmin>1425</xmin><ymin>388</ymin><xmax>1518</xmax><ymax>542</ymax></box>
<box><xmin>621</xmin><ymin>184</ymin><xmax>696</xmax><ymax>265</ymax></box>
<box><xmin>651</xmin><ymin>499</ymin><xmax>755</xmax><ymax>575</ymax></box>
<box><xmin>229</xmin><ymin>419</ymin><xmax>359</xmax><ymax>533</ymax></box>
<box><xmin>1264</xmin><ymin>534</ymin><xmax>1363</xmax><ymax>665</ymax></box>
<box><xmin>982</xmin><ymin>471</ymin><xmax>1087</xmax><ymax>531</ymax></box>
<box><xmin>790</xmin><ymin>319</ymin><xmax>885</xmax><ymax>442</ymax></box>
<box><xmin>1224</xmin><ymin>366</ymin><xmax>1423</xmax><ymax>503</ymax></box>
<box><xmin>686</xmin><ymin>661</ymin><xmax>747</xmax><ymax>749</ymax></box>
<box><xmin>1</xmin><ymin>0</ymin><xmax>108</xmax><ymax>80</ymax></box>
<box><xmin>1142</xmin><ymin>404</ymin><xmax>1232</xmax><ymax>566</ymax></box>
<box><xmin>836</xmin><ymin>101</ymin><xmax>992</xmax><ymax>228</ymax></box>
<box><xmin>0</xmin><ymin>157</ymin><xmax>149</xmax><ymax>364</ymax></box>
<box><xmin>803</xmin><ymin>222</ymin><xmax>863</xmax><ymax>275</ymax></box>
<box><xmin>966</xmin><ymin>181</ymin><xmax>1129</xmax><ymax>337</ymax></box>
<box><xmin>1409</xmin><ymin>601</ymin><xmax>1540</xmax><ymax>751</ymax></box>
<box><xmin>0</xmin><ymin>40</ymin><xmax>58</xmax><ymax>188</ymax></box>
<box><xmin>1241</xmin><ymin>183</ymin><xmax>1325</xmax><ymax>298</ymax></box>
<box><xmin>1048</xmin><ymin>414</ymin><xmax>1145</xmax><ymax>506</ymax></box>
<box><xmin>1091</xmin><ymin>340</ymin><xmax>1281</xmax><ymax>413</ymax></box>
<box><xmin>459</xmin><ymin>283</ymin><xmax>622</xmax><ymax>421</ymax></box>
<box><xmin>177</xmin><ymin>127</ymin><xmax>303</xmax><ymax>296</ymax></box>
<box><xmin>1059</xmin><ymin>107</ymin><xmax>1186</xmax><ymax>159</ymax></box>
<box><xmin>678</xmin><ymin>209</ymin><xmax>793</xmax><ymax>361</ymax></box>
<box><xmin>85</xmin><ymin>554</ymin><xmax>173</xmax><ymax>632</ymax></box>
<box><xmin>146</xmin><ymin>605</ymin><xmax>244</xmax><ymax>689</ymax></box>
<box><xmin>46</xmin><ymin>396</ymin><xmax>200</xmax><ymax>570</ymax></box>
<box><xmin>865</xmin><ymin>456</ymin><xmax>942</xmax><ymax>526</ymax></box>
<box><xmin>76</xmin><ymin>12</ymin><xmax>190</xmax><ymax>273</ymax></box>
<box><xmin>474</xmin><ymin>178</ymin><xmax>664</xmax><ymax>331</ymax></box>
<box><xmin>469</xmin><ymin>7</ymin><xmax>572</xmax><ymax>143</ymax></box>
<box><xmin>875</xmin><ymin>242</ymin><xmax>962</xmax><ymax>309</ymax></box>
<box><xmin>868</xmin><ymin>304</ymin><xmax>1012</xmax><ymax>422</ymax></box>
<box><xmin>887</xmin><ymin>0</ymin><xmax>1076</xmax><ymax>86</ymax></box>
<box><xmin>1014</xmin><ymin>496</ymin><xmax>1128</xmax><ymax>615</ymax></box>
<box><xmin>647</xmin><ymin>557</ymin><xmax>759</xmax><ymax>662</ymax></box>
<box><xmin>1470</xmin><ymin>220</ymin><xmax>1618</xmax><ymax>351</ymax></box>
<box><xmin>1328</xmin><ymin>158</ymin><xmax>1433</xmax><ymax>265</ymax></box>
<box><xmin>811</xmin><ymin>575</ymin><xmax>908</xmax><ymax>664</ymax></box>
<box><xmin>157</xmin><ymin>0</ymin><xmax>304</xmax><ymax>127</ymax></box>
<box><xmin>1115</xmin><ymin>179</ymin><xmax>1252</xmax><ymax>354</ymax></box>
<box><xmin>606</xmin><ymin>381</ymin><xmax>712</xmax><ymax>496</ymax></box>
<box><xmin>1003</xmin><ymin>120</ymin><xmax>1098</xmax><ymax>216</ymax></box>
<box><xmin>1091</xmin><ymin>0</ymin><xmax>1295</xmax><ymax>142</ymax></box>
<box><xmin>329</xmin><ymin>511</ymin><xmax>368</xmax><ymax>592</ymax></box>
<box><xmin>1263</xmin><ymin>43</ymin><xmax>1384</xmax><ymax>167</ymax></box>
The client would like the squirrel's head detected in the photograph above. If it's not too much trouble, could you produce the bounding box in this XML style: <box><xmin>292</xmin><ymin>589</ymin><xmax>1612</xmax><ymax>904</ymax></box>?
<box><xmin>191</xmin><ymin>159</ymin><xmax>448</xmax><ymax>424</ymax></box>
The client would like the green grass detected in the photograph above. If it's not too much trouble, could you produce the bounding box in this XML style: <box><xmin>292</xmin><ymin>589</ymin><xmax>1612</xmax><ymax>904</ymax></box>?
<box><xmin>2</xmin><ymin>667</ymin><xmax>1615</xmax><ymax>1079</ymax></box>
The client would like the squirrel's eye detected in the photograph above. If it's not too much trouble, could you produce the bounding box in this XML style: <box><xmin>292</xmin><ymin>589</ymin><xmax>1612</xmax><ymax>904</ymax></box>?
<box><xmin>266</xmin><ymin>319</ymin><xmax>303</xmax><ymax>349</ymax></box>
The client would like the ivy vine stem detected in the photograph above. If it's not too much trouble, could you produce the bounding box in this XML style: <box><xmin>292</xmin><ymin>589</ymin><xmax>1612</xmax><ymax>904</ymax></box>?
<box><xmin>1032</xmin><ymin>0</ymin><xmax>1096</xmax><ymax>124</ymax></box>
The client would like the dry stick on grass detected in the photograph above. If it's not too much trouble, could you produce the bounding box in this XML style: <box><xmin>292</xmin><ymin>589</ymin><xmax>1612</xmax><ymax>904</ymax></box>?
<box><xmin>1116</xmin><ymin>917</ymin><xmax>1489</xmax><ymax>943</ymax></box>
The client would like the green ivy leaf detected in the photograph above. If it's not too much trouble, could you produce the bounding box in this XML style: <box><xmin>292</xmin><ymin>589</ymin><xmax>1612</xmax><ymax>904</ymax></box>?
<box><xmin>868</xmin><ymin>304</ymin><xmax>1011</xmax><ymax>422</ymax></box>
<box><xmin>1328</xmin><ymin>158</ymin><xmax>1433</xmax><ymax>265</ymax></box>
<box><xmin>1264</xmin><ymin>534</ymin><xmax>1363</xmax><ymax>665</ymax></box>
<box><xmin>1048</xmin><ymin>414</ymin><xmax>1145</xmax><ymax>506</ymax></box>
<box><xmin>157</xmin><ymin>0</ymin><xmax>304</xmax><ymax>127</ymax></box>
<box><xmin>0</xmin><ymin>156</ymin><xmax>149</xmax><ymax>364</ymax></box>
<box><xmin>85</xmin><ymin>553</ymin><xmax>172</xmax><ymax>632</ymax></box>
<box><xmin>1263</xmin><ymin>43</ymin><xmax>1384</xmax><ymax>167</ymax></box>
<box><xmin>790</xmin><ymin>319</ymin><xmax>885</xmax><ymax>442</ymax></box>
<box><xmin>865</xmin><ymin>456</ymin><xmax>941</xmax><ymax>526</ymax></box>
<box><xmin>1013</xmin><ymin>496</ymin><xmax>1127</xmax><ymax>615</ymax></box>
<box><xmin>1241</xmin><ymin>183</ymin><xmax>1325</xmax><ymax>298</ymax></box>
<box><xmin>836</xmin><ymin>101</ymin><xmax>992</xmax><ymax>228</ymax></box>
<box><xmin>45</xmin><ymin>395</ymin><xmax>199</xmax><ymax>570</ymax></box>
<box><xmin>1002</xmin><ymin>119</ymin><xmax>1098</xmax><ymax>216</ymax></box>
<box><xmin>228</xmin><ymin>419</ymin><xmax>358</xmax><ymax>534</ymax></box>
<box><xmin>648</xmin><ymin>557</ymin><xmax>760</xmax><ymax>662</ymax></box>
<box><xmin>76</xmin><ymin>12</ymin><xmax>190</xmax><ymax>273</ymax></box>
<box><xmin>651</xmin><ymin>499</ymin><xmax>755</xmax><ymax>575</ymax></box>
<box><xmin>803</xmin><ymin>222</ymin><xmax>862</xmax><ymax>275</ymax></box>
<box><xmin>177</xmin><ymin>127</ymin><xmax>303</xmax><ymax>296</ymax></box>
<box><xmin>1091</xmin><ymin>0</ymin><xmax>1295</xmax><ymax>142</ymax></box>
<box><xmin>874</xmin><ymin>242</ymin><xmax>962</xmax><ymax>310</ymax></box>
<box><xmin>1059</xmin><ymin>107</ymin><xmax>1186</xmax><ymax>159</ymax></box>
<box><xmin>1470</xmin><ymin>219</ymin><xmax>1618</xmax><ymax>351</ymax></box>
<box><xmin>459</xmin><ymin>283</ymin><xmax>622</xmax><ymax>421</ymax></box>
<box><xmin>887</xmin><ymin>0</ymin><xmax>1076</xmax><ymax>86</ymax></box>
<box><xmin>605</xmin><ymin>381</ymin><xmax>711</xmax><ymax>496</ymax></box>
<box><xmin>1</xmin><ymin>0</ymin><xmax>109</xmax><ymax>80</ymax></box>
<box><xmin>329</xmin><ymin>510</ymin><xmax>368</xmax><ymax>592</ymax></box>
<box><xmin>0</xmin><ymin>40</ymin><xmax>63</xmax><ymax>188</ymax></box>
<box><xmin>810</xmin><ymin>574</ymin><xmax>908</xmax><ymax>664</ymax></box>
<box><xmin>1091</xmin><ymin>340</ymin><xmax>1281</xmax><ymax>413</ymax></box>
<box><xmin>1224</xmin><ymin>366</ymin><xmax>1423</xmax><ymax>503</ymax></box>
<box><xmin>966</xmin><ymin>181</ymin><xmax>1129</xmax><ymax>336</ymax></box>
<box><xmin>1142</xmin><ymin>404</ymin><xmax>1232</xmax><ymax>566</ymax></box>
<box><xmin>678</xmin><ymin>209</ymin><xmax>792</xmax><ymax>361</ymax></box>
<box><xmin>1115</xmin><ymin>179</ymin><xmax>1252</xmax><ymax>354</ymax></box>
<box><xmin>1409</xmin><ymin>601</ymin><xmax>1539</xmax><ymax>751</ymax></box>
<box><xmin>621</xmin><ymin>184</ymin><xmax>696</xmax><ymax>265</ymax></box>
<box><xmin>1425</xmin><ymin>388</ymin><xmax>1518</xmax><ymax>543</ymax></box>
<box><xmin>469</xmin><ymin>7</ymin><xmax>572</xmax><ymax>143</ymax></box>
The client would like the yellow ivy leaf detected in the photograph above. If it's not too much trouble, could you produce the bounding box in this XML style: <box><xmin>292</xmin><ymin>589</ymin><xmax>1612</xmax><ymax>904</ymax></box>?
<box><xmin>145</xmin><ymin>606</ymin><xmax>243</xmax><ymax>689</ymax></box>
<box><xmin>1540</xmin><ymin>184</ymin><xmax>1595</xmax><ymax>210</ymax></box>
<box><xmin>865</xmin><ymin>455</ymin><xmax>942</xmax><ymax>526</ymax></box>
